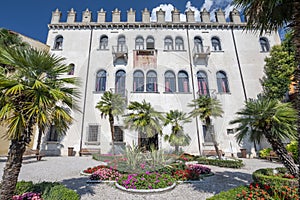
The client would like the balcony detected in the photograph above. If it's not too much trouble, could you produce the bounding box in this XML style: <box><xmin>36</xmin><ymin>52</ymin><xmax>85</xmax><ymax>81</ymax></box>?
<box><xmin>193</xmin><ymin>46</ymin><xmax>210</xmax><ymax>59</ymax></box>
<box><xmin>196</xmin><ymin>89</ymin><xmax>217</xmax><ymax>98</ymax></box>
<box><xmin>112</xmin><ymin>45</ymin><xmax>128</xmax><ymax>65</ymax></box>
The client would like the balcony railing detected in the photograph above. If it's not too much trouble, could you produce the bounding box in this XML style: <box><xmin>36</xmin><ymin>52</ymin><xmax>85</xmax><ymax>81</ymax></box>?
<box><xmin>112</xmin><ymin>45</ymin><xmax>128</xmax><ymax>64</ymax></box>
<box><xmin>196</xmin><ymin>89</ymin><xmax>216</xmax><ymax>98</ymax></box>
<box><xmin>193</xmin><ymin>46</ymin><xmax>210</xmax><ymax>59</ymax></box>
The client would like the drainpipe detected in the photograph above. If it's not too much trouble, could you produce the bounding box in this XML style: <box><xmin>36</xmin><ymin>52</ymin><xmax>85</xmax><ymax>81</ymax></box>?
<box><xmin>186</xmin><ymin>27</ymin><xmax>202</xmax><ymax>156</ymax></box>
<box><xmin>231</xmin><ymin>27</ymin><xmax>247</xmax><ymax>101</ymax></box>
<box><xmin>79</xmin><ymin>28</ymin><xmax>94</xmax><ymax>155</ymax></box>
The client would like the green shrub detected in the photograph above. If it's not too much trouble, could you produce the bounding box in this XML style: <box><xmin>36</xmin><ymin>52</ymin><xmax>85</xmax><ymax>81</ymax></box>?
<box><xmin>196</xmin><ymin>157</ymin><xmax>244</xmax><ymax>168</ymax></box>
<box><xmin>258</xmin><ymin>148</ymin><xmax>272</xmax><ymax>158</ymax></box>
<box><xmin>252</xmin><ymin>168</ymin><xmax>298</xmax><ymax>187</ymax></box>
<box><xmin>43</xmin><ymin>185</ymin><xmax>79</xmax><ymax>200</ymax></box>
<box><xmin>206</xmin><ymin>185</ymin><xmax>247</xmax><ymax>200</ymax></box>
<box><xmin>14</xmin><ymin>181</ymin><xmax>79</xmax><ymax>200</ymax></box>
<box><xmin>286</xmin><ymin>141</ymin><xmax>298</xmax><ymax>163</ymax></box>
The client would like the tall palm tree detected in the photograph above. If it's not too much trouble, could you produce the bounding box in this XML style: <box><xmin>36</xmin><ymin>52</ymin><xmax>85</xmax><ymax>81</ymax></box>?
<box><xmin>233</xmin><ymin>0</ymin><xmax>300</xmax><ymax>189</ymax></box>
<box><xmin>189</xmin><ymin>95</ymin><xmax>224</xmax><ymax>159</ymax></box>
<box><xmin>230</xmin><ymin>97</ymin><xmax>298</xmax><ymax>176</ymax></box>
<box><xmin>96</xmin><ymin>90</ymin><xmax>125</xmax><ymax>155</ymax></box>
<box><xmin>124</xmin><ymin>100</ymin><xmax>163</xmax><ymax>151</ymax></box>
<box><xmin>0</xmin><ymin>46</ymin><xmax>79</xmax><ymax>200</ymax></box>
<box><xmin>164</xmin><ymin>110</ymin><xmax>191</xmax><ymax>153</ymax></box>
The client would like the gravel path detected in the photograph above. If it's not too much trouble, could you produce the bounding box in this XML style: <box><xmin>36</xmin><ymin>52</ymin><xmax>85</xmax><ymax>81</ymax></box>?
<box><xmin>0</xmin><ymin>156</ymin><xmax>283</xmax><ymax>200</ymax></box>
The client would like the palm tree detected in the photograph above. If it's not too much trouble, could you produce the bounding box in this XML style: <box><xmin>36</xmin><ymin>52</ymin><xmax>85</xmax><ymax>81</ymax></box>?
<box><xmin>0</xmin><ymin>46</ymin><xmax>79</xmax><ymax>200</ymax></box>
<box><xmin>164</xmin><ymin>110</ymin><xmax>191</xmax><ymax>154</ymax></box>
<box><xmin>230</xmin><ymin>97</ymin><xmax>298</xmax><ymax>176</ymax></box>
<box><xmin>188</xmin><ymin>95</ymin><xmax>224</xmax><ymax>159</ymax></box>
<box><xmin>96</xmin><ymin>90</ymin><xmax>125</xmax><ymax>155</ymax></box>
<box><xmin>233</xmin><ymin>0</ymin><xmax>300</xmax><ymax>189</ymax></box>
<box><xmin>124</xmin><ymin>100</ymin><xmax>163</xmax><ymax>151</ymax></box>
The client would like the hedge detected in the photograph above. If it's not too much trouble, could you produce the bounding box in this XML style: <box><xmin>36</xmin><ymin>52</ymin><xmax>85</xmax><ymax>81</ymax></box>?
<box><xmin>195</xmin><ymin>157</ymin><xmax>244</xmax><ymax>168</ymax></box>
<box><xmin>206</xmin><ymin>185</ymin><xmax>247</xmax><ymax>200</ymax></box>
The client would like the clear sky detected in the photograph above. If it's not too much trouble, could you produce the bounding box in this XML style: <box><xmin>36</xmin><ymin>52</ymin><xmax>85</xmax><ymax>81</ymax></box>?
<box><xmin>1</xmin><ymin>0</ymin><xmax>236</xmax><ymax>43</ymax></box>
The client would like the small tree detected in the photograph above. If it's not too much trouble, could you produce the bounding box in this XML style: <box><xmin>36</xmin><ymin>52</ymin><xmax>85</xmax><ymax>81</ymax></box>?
<box><xmin>164</xmin><ymin>110</ymin><xmax>191</xmax><ymax>154</ymax></box>
<box><xmin>0</xmin><ymin>46</ymin><xmax>79</xmax><ymax>200</ymax></box>
<box><xmin>230</xmin><ymin>97</ymin><xmax>298</xmax><ymax>177</ymax></box>
<box><xmin>188</xmin><ymin>95</ymin><xmax>224</xmax><ymax>159</ymax></box>
<box><xmin>96</xmin><ymin>90</ymin><xmax>125</xmax><ymax>156</ymax></box>
<box><xmin>124</xmin><ymin>100</ymin><xmax>163</xmax><ymax>151</ymax></box>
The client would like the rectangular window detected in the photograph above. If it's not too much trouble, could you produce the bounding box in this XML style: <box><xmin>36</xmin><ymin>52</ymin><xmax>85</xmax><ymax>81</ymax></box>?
<box><xmin>114</xmin><ymin>126</ymin><xmax>124</xmax><ymax>142</ymax></box>
<box><xmin>86</xmin><ymin>124</ymin><xmax>100</xmax><ymax>144</ymax></box>
<box><xmin>48</xmin><ymin>125</ymin><xmax>58</xmax><ymax>141</ymax></box>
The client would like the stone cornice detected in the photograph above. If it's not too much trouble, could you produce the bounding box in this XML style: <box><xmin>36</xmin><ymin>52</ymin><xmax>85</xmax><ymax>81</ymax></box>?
<box><xmin>48</xmin><ymin>22</ymin><xmax>247</xmax><ymax>30</ymax></box>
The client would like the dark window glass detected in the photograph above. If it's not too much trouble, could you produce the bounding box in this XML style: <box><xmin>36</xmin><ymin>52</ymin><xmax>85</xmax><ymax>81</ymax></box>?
<box><xmin>165</xmin><ymin>71</ymin><xmax>176</xmax><ymax>92</ymax></box>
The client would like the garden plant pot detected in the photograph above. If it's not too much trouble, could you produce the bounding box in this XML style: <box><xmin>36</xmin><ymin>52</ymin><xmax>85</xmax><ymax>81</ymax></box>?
<box><xmin>68</xmin><ymin>147</ymin><xmax>74</xmax><ymax>156</ymax></box>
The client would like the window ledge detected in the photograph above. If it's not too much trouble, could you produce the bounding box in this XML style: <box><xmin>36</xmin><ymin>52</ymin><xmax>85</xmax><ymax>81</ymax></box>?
<box><xmin>203</xmin><ymin>142</ymin><xmax>214</xmax><ymax>146</ymax></box>
<box><xmin>93</xmin><ymin>91</ymin><xmax>105</xmax><ymax>94</ymax></box>
<box><xmin>217</xmin><ymin>92</ymin><xmax>231</xmax><ymax>95</ymax></box>
<box><xmin>260</xmin><ymin>51</ymin><xmax>269</xmax><ymax>53</ymax></box>
<box><xmin>51</xmin><ymin>49</ymin><xmax>63</xmax><ymax>51</ymax></box>
<box><xmin>45</xmin><ymin>141</ymin><xmax>60</xmax><ymax>144</ymax></box>
<box><xmin>85</xmin><ymin>142</ymin><xmax>100</xmax><ymax>145</ymax></box>
<box><xmin>163</xmin><ymin>49</ymin><xmax>186</xmax><ymax>52</ymax></box>
<box><xmin>163</xmin><ymin>92</ymin><xmax>192</xmax><ymax>94</ymax></box>
<box><xmin>110</xmin><ymin>142</ymin><xmax>126</xmax><ymax>145</ymax></box>
<box><xmin>97</xmin><ymin>48</ymin><xmax>110</xmax><ymax>51</ymax></box>
<box><xmin>211</xmin><ymin>50</ymin><xmax>224</xmax><ymax>53</ymax></box>
<box><xmin>131</xmin><ymin>91</ymin><xmax>160</xmax><ymax>94</ymax></box>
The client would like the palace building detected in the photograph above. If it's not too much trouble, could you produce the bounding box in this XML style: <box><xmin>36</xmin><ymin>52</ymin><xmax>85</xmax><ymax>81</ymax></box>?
<box><xmin>38</xmin><ymin>7</ymin><xmax>281</xmax><ymax>156</ymax></box>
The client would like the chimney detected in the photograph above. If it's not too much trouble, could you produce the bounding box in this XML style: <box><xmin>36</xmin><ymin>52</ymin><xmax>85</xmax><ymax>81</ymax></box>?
<box><xmin>51</xmin><ymin>8</ymin><xmax>61</xmax><ymax>24</ymax></box>
<box><xmin>66</xmin><ymin>8</ymin><xmax>76</xmax><ymax>23</ymax></box>
<box><xmin>215</xmin><ymin>9</ymin><xmax>226</xmax><ymax>23</ymax></box>
<box><xmin>172</xmin><ymin>8</ymin><xmax>180</xmax><ymax>23</ymax></box>
<box><xmin>142</xmin><ymin>8</ymin><xmax>150</xmax><ymax>23</ymax></box>
<box><xmin>82</xmin><ymin>8</ymin><xmax>92</xmax><ymax>23</ymax></box>
<box><xmin>156</xmin><ymin>8</ymin><xmax>165</xmax><ymax>23</ymax></box>
<box><xmin>200</xmin><ymin>8</ymin><xmax>210</xmax><ymax>23</ymax></box>
<box><xmin>112</xmin><ymin>8</ymin><xmax>121</xmax><ymax>23</ymax></box>
<box><xmin>127</xmin><ymin>8</ymin><xmax>136</xmax><ymax>23</ymax></box>
<box><xmin>97</xmin><ymin>8</ymin><xmax>106</xmax><ymax>23</ymax></box>
<box><xmin>230</xmin><ymin>8</ymin><xmax>241</xmax><ymax>23</ymax></box>
<box><xmin>185</xmin><ymin>9</ymin><xmax>195</xmax><ymax>22</ymax></box>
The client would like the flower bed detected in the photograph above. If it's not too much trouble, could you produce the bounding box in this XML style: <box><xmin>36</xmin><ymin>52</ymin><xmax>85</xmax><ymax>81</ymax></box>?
<box><xmin>89</xmin><ymin>167</ymin><xmax>122</xmax><ymax>181</ymax></box>
<box><xmin>116</xmin><ymin>172</ymin><xmax>176</xmax><ymax>190</ymax></box>
<box><xmin>82</xmin><ymin>165</ymin><xmax>109</xmax><ymax>174</ymax></box>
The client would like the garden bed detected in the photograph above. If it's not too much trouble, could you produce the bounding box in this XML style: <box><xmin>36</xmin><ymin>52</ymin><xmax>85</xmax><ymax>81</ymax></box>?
<box><xmin>115</xmin><ymin>182</ymin><xmax>176</xmax><ymax>193</ymax></box>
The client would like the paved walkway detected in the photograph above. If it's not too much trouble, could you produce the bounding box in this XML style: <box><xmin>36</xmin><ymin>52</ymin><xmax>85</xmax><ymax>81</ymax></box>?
<box><xmin>0</xmin><ymin>156</ymin><xmax>283</xmax><ymax>200</ymax></box>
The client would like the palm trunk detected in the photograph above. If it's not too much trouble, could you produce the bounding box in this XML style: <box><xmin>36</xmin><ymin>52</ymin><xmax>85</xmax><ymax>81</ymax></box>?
<box><xmin>265</xmin><ymin>133</ymin><xmax>299</xmax><ymax>177</ymax></box>
<box><xmin>206</xmin><ymin>117</ymin><xmax>222</xmax><ymax>160</ymax></box>
<box><xmin>292</xmin><ymin>1</ymin><xmax>300</xmax><ymax>195</ymax></box>
<box><xmin>109</xmin><ymin>113</ymin><xmax>115</xmax><ymax>156</ymax></box>
<box><xmin>0</xmin><ymin>139</ymin><xmax>27</xmax><ymax>200</ymax></box>
<box><xmin>35</xmin><ymin>128</ymin><xmax>43</xmax><ymax>155</ymax></box>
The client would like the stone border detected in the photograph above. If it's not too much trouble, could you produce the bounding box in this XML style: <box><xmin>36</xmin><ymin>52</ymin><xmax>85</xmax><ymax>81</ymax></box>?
<box><xmin>87</xmin><ymin>180</ymin><xmax>116</xmax><ymax>184</ymax></box>
<box><xmin>115</xmin><ymin>182</ymin><xmax>177</xmax><ymax>193</ymax></box>
<box><xmin>80</xmin><ymin>170</ymin><xmax>92</xmax><ymax>176</ymax></box>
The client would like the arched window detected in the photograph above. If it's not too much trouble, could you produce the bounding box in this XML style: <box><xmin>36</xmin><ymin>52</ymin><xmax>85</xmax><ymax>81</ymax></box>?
<box><xmin>194</xmin><ymin>36</ymin><xmax>203</xmax><ymax>53</ymax></box>
<box><xmin>146</xmin><ymin>36</ymin><xmax>155</xmax><ymax>49</ymax></box>
<box><xmin>100</xmin><ymin>35</ymin><xmax>108</xmax><ymax>50</ymax></box>
<box><xmin>211</xmin><ymin>37</ymin><xmax>222</xmax><ymax>51</ymax></box>
<box><xmin>68</xmin><ymin>63</ymin><xmax>75</xmax><ymax>75</ymax></box>
<box><xmin>115</xmin><ymin>70</ymin><xmax>126</xmax><ymax>95</ymax></box>
<box><xmin>175</xmin><ymin>37</ymin><xmax>184</xmax><ymax>50</ymax></box>
<box><xmin>164</xmin><ymin>36</ymin><xmax>173</xmax><ymax>50</ymax></box>
<box><xmin>146</xmin><ymin>71</ymin><xmax>157</xmax><ymax>92</ymax></box>
<box><xmin>117</xmin><ymin>35</ymin><xmax>126</xmax><ymax>52</ymax></box>
<box><xmin>178</xmin><ymin>71</ymin><xmax>189</xmax><ymax>92</ymax></box>
<box><xmin>165</xmin><ymin>71</ymin><xmax>176</xmax><ymax>92</ymax></box>
<box><xmin>216</xmin><ymin>71</ymin><xmax>229</xmax><ymax>93</ymax></box>
<box><xmin>197</xmin><ymin>71</ymin><xmax>209</xmax><ymax>95</ymax></box>
<box><xmin>135</xmin><ymin>36</ymin><xmax>144</xmax><ymax>50</ymax></box>
<box><xmin>54</xmin><ymin>35</ymin><xmax>63</xmax><ymax>50</ymax></box>
<box><xmin>133</xmin><ymin>70</ymin><xmax>144</xmax><ymax>92</ymax></box>
<box><xmin>96</xmin><ymin>70</ymin><xmax>107</xmax><ymax>92</ymax></box>
<box><xmin>259</xmin><ymin>37</ymin><xmax>270</xmax><ymax>52</ymax></box>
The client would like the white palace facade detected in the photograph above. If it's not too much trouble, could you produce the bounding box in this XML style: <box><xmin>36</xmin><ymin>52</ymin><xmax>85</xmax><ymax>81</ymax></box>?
<box><xmin>37</xmin><ymin>7</ymin><xmax>281</xmax><ymax>156</ymax></box>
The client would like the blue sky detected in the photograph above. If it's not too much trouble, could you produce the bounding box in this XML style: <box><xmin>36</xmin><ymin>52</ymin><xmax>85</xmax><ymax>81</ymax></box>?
<box><xmin>1</xmin><ymin>0</ymin><xmax>236</xmax><ymax>43</ymax></box>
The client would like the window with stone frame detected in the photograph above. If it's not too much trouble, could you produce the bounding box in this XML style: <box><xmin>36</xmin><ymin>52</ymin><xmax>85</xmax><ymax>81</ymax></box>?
<box><xmin>87</xmin><ymin>124</ymin><xmax>100</xmax><ymax>144</ymax></box>
<box><xmin>178</xmin><ymin>71</ymin><xmax>189</xmax><ymax>93</ymax></box>
<box><xmin>54</xmin><ymin>35</ymin><xmax>63</xmax><ymax>50</ymax></box>
<box><xmin>146</xmin><ymin>70</ymin><xmax>157</xmax><ymax>92</ymax></box>
<box><xmin>165</xmin><ymin>71</ymin><xmax>176</xmax><ymax>92</ymax></box>
<box><xmin>211</xmin><ymin>37</ymin><xmax>222</xmax><ymax>51</ymax></box>
<box><xmin>164</xmin><ymin>36</ymin><xmax>173</xmax><ymax>50</ymax></box>
<box><xmin>95</xmin><ymin>70</ymin><xmax>107</xmax><ymax>92</ymax></box>
<box><xmin>100</xmin><ymin>35</ymin><xmax>108</xmax><ymax>50</ymax></box>
<box><xmin>135</xmin><ymin>36</ymin><xmax>144</xmax><ymax>50</ymax></box>
<box><xmin>216</xmin><ymin>71</ymin><xmax>230</xmax><ymax>93</ymax></box>
<box><xmin>133</xmin><ymin>70</ymin><xmax>144</xmax><ymax>92</ymax></box>
<box><xmin>259</xmin><ymin>37</ymin><xmax>270</xmax><ymax>52</ymax></box>
<box><xmin>175</xmin><ymin>37</ymin><xmax>184</xmax><ymax>50</ymax></box>
<box><xmin>114</xmin><ymin>126</ymin><xmax>124</xmax><ymax>142</ymax></box>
